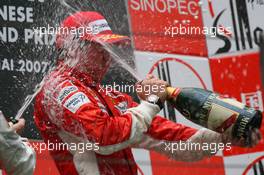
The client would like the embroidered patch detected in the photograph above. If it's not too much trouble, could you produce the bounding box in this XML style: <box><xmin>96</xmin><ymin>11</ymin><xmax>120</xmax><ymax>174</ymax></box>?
<box><xmin>57</xmin><ymin>85</ymin><xmax>78</xmax><ymax>104</ymax></box>
<box><xmin>115</xmin><ymin>101</ymin><xmax>128</xmax><ymax>114</ymax></box>
<box><xmin>63</xmin><ymin>92</ymin><xmax>90</xmax><ymax>113</ymax></box>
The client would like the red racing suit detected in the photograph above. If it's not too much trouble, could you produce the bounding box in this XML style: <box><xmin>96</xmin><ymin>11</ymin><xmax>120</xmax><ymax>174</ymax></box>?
<box><xmin>34</xmin><ymin>63</ymin><xmax>222</xmax><ymax>175</ymax></box>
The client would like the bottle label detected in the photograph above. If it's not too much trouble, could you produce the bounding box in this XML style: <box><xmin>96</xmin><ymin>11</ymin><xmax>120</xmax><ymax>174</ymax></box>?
<box><xmin>207</xmin><ymin>102</ymin><xmax>239</xmax><ymax>133</ymax></box>
<box><xmin>208</xmin><ymin>96</ymin><xmax>257</xmax><ymax>140</ymax></box>
<box><xmin>235</xmin><ymin>116</ymin><xmax>251</xmax><ymax>138</ymax></box>
<box><xmin>199</xmin><ymin>93</ymin><xmax>217</xmax><ymax>127</ymax></box>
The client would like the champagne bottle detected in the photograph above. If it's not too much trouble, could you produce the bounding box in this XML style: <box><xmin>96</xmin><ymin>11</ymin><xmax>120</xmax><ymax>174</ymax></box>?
<box><xmin>166</xmin><ymin>87</ymin><xmax>263</xmax><ymax>144</ymax></box>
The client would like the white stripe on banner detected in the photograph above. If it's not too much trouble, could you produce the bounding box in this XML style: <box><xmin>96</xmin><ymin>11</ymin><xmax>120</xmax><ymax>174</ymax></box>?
<box><xmin>132</xmin><ymin>149</ymin><xmax>153</xmax><ymax>175</ymax></box>
<box><xmin>0</xmin><ymin>169</ymin><xmax>3</xmax><ymax>175</ymax></box>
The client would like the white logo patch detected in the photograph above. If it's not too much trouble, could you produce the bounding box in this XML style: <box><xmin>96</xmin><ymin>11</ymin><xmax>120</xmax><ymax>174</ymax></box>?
<box><xmin>57</xmin><ymin>86</ymin><xmax>78</xmax><ymax>104</ymax></box>
<box><xmin>115</xmin><ymin>101</ymin><xmax>128</xmax><ymax>114</ymax></box>
<box><xmin>63</xmin><ymin>92</ymin><xmax>90</xmax><ymax>113</ymax></box>
<box><xmin>88</xmin><ymin>19</ymin><xmax>111</xmax><ymax>34</ymax></box>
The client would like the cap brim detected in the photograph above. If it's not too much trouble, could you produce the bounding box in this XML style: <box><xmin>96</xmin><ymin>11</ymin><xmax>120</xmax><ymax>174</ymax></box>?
<box><xmin>81</xmin><ymin>34</ymin><xmax>130</xmax><ymax>45</ymax></box>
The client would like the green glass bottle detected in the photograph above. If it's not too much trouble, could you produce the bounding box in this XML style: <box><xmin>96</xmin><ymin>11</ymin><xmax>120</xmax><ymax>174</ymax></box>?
<box><xmin>166</xmin><ymin>87</ymin><xmax>263</xmax><ymax>145</ymax></box>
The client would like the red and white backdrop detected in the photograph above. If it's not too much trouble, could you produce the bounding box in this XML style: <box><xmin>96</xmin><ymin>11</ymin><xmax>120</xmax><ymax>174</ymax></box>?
<box><xmin>127</xmin><ymin>0</ymin><xmax>264</xmax><ymax>175</ymax></box>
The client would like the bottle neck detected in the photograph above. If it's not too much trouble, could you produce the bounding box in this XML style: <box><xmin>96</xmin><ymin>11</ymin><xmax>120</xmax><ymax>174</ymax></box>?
<box><xmin>166</xmin><ymin>87</ymin><xmax>181</xmax><ymax>100</ymax></box>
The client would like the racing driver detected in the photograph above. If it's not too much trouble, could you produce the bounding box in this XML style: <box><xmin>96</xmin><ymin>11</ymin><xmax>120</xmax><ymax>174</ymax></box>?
<box><xmin>34</xmin><ymin>11</ymin><xmax>261</xmax><ymax>175</ymax></box>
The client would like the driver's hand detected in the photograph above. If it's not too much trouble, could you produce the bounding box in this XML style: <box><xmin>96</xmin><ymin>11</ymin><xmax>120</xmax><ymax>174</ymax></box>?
<box><xmin>136</xmin><ymin>74</ymin><xmax>169</xmax><ymax>103</ymax></box>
